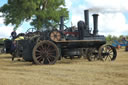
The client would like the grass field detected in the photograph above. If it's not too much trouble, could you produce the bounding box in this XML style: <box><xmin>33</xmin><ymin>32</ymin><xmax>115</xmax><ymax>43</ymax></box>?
<box><xmin>0</xmin><ymin>48</ymin><xmax>128</xmax><ymax>85</ymax></box>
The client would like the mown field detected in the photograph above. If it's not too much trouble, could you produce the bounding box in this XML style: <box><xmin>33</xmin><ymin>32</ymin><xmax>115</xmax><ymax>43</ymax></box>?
<box><xmin>0</xmin><ymin>48</ymin><xmax>128</xmax><ymax>85</ymax></box>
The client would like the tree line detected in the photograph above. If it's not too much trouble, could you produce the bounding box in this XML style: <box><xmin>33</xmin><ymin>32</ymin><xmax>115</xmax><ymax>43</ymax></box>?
<box><xmin>105</xmin><ymin>35</ymin><xmax>128</xmax><ymax>44</ymax></box>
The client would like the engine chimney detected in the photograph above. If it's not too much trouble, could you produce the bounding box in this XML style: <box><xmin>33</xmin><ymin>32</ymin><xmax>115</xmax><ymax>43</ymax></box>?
<box><xmin>60</xmin><ymin>16</ymin><xmax>64</xmax><ymax>31</ymax></box>
<box><xmin>92</xmin><ymin>14</ymin><xmax>99</xmax><ymax>35</ymax></box>
<box><xmin>84</xmin><ymin>10</ymin><xmax>89</xmax><ymax>32</ymax></box>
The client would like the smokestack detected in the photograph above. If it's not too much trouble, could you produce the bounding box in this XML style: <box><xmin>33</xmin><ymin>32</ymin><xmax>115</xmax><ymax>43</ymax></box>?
<box><xmin>84</xmin><ymin>10</ymin><xmax>89</xmax><ymax>32</ymax></box>
<box><xmin>60</xmin><ymin>16</ymin><xmax>64</xmax><ymax>31</ymax></box>
<box><xmin>93</xmin><ymin>14</ymin><xmax>99</xmax><ymax>35</ymax></box>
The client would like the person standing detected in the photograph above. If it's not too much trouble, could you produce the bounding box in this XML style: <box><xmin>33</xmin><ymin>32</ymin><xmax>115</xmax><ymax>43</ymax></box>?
<box><xmin>11</xmin><ymin>30</ymin><xmax>17</xmax><ymax>40</ymax></box>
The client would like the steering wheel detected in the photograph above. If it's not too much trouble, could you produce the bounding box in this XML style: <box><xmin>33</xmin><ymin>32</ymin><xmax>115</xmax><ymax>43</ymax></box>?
<box><xmin>25</xmin><ymin>28</ymin><xmax>37</xmax><ymax>38</ymax></box>
<box><xmin>25</xmin><ymin>28</ymin><xmax>37</xmax><ymax>34</ymax></box>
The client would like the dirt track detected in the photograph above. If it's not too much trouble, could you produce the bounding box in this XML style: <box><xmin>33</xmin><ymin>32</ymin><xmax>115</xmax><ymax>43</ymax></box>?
<box><xmin>0</xmin><ymin>49</ymin><xmax>128</xmax><ymax>85</ymax></box>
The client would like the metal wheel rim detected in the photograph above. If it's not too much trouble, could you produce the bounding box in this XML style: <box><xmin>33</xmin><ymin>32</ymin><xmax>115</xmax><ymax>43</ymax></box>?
<box><xmin>32</xmin><ymin>40</ymin><xmax>59</xmax><ymax>64</ymax></box>
<box><xmin>99</xmin><ymin>45</ymin><xmax>117</xmax><ymax>61</ymax></box>
<box><xmin>50</xmin><ymin>30</ymin><xmax>61</xmax><ymax>41</ymax></box>
<box><xmin>87</xmin><ymin>48</ymin><xmax>98</xmax><ymax>61</ymax></box>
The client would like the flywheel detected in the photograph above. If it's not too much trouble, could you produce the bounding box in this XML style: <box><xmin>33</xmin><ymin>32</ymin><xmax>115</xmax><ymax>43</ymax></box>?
<box><xmin>50</xmin><ymin>30</ymin><xmax>62</xmax><ymax>41</ymax></box>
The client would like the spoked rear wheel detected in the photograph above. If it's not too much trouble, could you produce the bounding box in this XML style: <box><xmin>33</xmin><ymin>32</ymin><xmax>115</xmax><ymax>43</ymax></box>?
<box><xmin>32</xmin><ymin>40</ymin><xmax>60</xmax><ymax>65</ymax></box>
<box><xmin>99</xmin><ymin>45</ymin><xmax>117</xmax><ymax>61</ymax></box>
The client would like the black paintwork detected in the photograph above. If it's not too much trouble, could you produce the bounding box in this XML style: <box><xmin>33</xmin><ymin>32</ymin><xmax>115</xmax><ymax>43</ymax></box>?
<box><xmin>4</xmin><ymin>10</ymin><xmax>107</xmax><ymax>62</ymax></box>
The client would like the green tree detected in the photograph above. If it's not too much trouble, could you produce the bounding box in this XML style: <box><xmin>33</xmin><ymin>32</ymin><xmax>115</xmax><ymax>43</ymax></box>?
<box><xmin>0</xmin><ymin>0</ymin><xmax>69</xmax><ymax>30</ymax></box>
<box><xmin>112</xmin><ymin>35</ymin><xmax>118</xmax><ymax>41</ymax></box>
<box><xmin>106</xmin><ymin>35</ymin><xmax>112</xmax><ymax>44</ymax></box>
<box><xmin>126</xmin><ymin>35</ymin><xmax>128</xmax><ymax>40</ymax></box>
<box><xmin>106</xmin><ymin>35</ymin><xmax>112</xmax><ymax>41</ymax></box>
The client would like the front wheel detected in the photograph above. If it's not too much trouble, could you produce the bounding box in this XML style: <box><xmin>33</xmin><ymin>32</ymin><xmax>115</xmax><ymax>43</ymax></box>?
<box><xmin>98</xmin><ymin>45</ymin><xmax>117</xmax><ymax>61</ymax></box>
<box><xmin>32</xmin><ymin>40</ymin><xmax>60</xmax><ymax>65</ymax></box>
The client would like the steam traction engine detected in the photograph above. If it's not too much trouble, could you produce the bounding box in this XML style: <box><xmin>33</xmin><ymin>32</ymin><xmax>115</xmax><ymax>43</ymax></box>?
<box><xmin>12</xmin><ymin>10</ymin><xmax>117</xmax><ymax>64</ymax></box>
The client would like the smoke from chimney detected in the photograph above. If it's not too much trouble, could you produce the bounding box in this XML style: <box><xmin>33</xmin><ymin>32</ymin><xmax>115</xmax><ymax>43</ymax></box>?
<box><xmin>88</xmin><ymin>7</ymin><xmax>126</xmax><ymax>14</ymax></box>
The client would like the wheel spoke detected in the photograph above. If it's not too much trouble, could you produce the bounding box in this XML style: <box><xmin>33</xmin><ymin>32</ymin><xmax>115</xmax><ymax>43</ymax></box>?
<box><xmin>49</xmin><ymin>52</ymin><xmax>55</xmax><ymax>56</ymax></box>
<box><xmin>48</xmin><ymin>49</ymin><xmax>56</xmax><ymax>53</ymax></box>
<box><xmin>55</xmin><ymin>31</ymin><xmax>57</xmax><ymax>34</ymax></box>
<box><xmin>47</xmin><ymin>57</ymin><xmax>51</xmax><ymax>64</ymax></box>
<box><xmin>51</xmin><ymin>36</ymin><xmax>54</xmax><ymax>40</ymax></box>
<box><xmin>48</xmin><ymin>53</ymin><xmax>55</xmax><ymax>57</ymax></box>
<box><xmin>57</xmin><ymin>36</ymin><xmax>61</xmax><ymax>40</ymax></box>
<box><xmin>86</xmin><ymin>48</ymin><xmax>98</xmax><ymax>61</ymax></box>
<box><xmin>38</xmin><ymin>46</ymin><xmax>43</xmax><ymax>50</ymax></box>
<box><xmin>33</xmin><ymin>40</ymin><xmax>59</xmax><ymax>64</ymax></box>
<box><xmin>99</xmin><ymin>45</ymin><xmax>117</xmax><ymax>62</ymax></box>
<box><xmin>104</xmin><ymin>47</ymin><xmax>107</xmax><ymax>53</ymax></box>
<box><xmin>42</xmin><ymin>44</ymin><xmax>47</xmax><ymax>50</ymax></box>
<box><xmin>108</xmin><ymin>55</ymin><xmax>112</xmax><ymax>60</ymax></box>
<box><xmin>55</xmin><ymin>38</ymin><xmax>58</xmax><ymax>41</ymax></box>
<box><xmin>50</xmin><ymin>30</ymin><xmax>61</xmax><ymax>41</ymax></box>
<box><xmin>53</xmin><ymin>37</ymin><xmax>56</xmax><ymax>41</ymax></box>
<box><xmin>109</xmin><ymin>53</ymin><xmax>113</xmax><ymax>55</ymax></box>
<box><xmin>40</xmin><ymin>58</ymin><xmax>45</xmax><ymax>64</ymax></box>
<box><xmin>105</xmin><ymin>55</ymin><xmax>109</xmax><ymax>61</ymax></box>
<box><xmin>109</xmin><ymin>50</ymin><xmax>113</xmax><ymax>53</ymax></box>
<box><xmin>35</xmin><ymin>50</ymin><xmax>40</xmax><ymax>53</ymax></box>
<box><xmin>49</xmin><ymin>55</ymin><xmax>56</xmax><ymax>59</ymax></box>
<box><xmin>35</xmin><ymin>52</ymin><xmax>40</xmax><ymax>56</ymax></box>
<box><xmin>37</xmin><ymin>57</ymin><xmax>43</xmax><ymax>62</ymax></box>
<box><xmin>46</xmin><ymin>43</ymin><xmax>51</xmax><ymax>50</ymax></box>
<box><xmin>36</xmin><ymin>55</ymin><xmax>41</xmax><ymax>58</ymax></box>
<box><xmin>51</xmin><ymin>33</ymin><xmax>54</xmax><ymax>37</ymax></box>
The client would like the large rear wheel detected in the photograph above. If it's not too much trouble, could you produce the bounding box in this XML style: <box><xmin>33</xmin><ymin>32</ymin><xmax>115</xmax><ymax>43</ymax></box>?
<box><xmin>32</xmin><ymin>40</ymin><xmax>60</xmax><ymax>65</ymax></box>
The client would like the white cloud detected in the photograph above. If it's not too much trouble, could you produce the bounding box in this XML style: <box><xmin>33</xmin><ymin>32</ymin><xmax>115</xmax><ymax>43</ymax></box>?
<box><xmin>0</xmin><ymin>13</ymin><xmax>23</xmax><ymax>38</ymax></box>
<box><xmin>98</xmin><ymin>13</ymin><xmax>128</xmax><ymax>36</ymax></box>
<box><xmin>0</xmin><ymin>26</ymin><xmax>13</xmax><ymax>38</ymax></box>
<box><xmin>0</xmin><ymin>16</ymin><xmax>4</xmax><ymax>24</ymax></box>
<box><xmin>85</xmin><ymin>0</ymin><xmax>128</xmax><ymax>12</ymax></box>
<box><xmin>65</xmin><ymin>0</ymin><xmax>72</xmax><ymax>10</ymax></box>
<box><xmin>0</xmin><ymin>25</ymin><xmax>23</xmax><ymax>38</ymax></box>
<box><xmin>65</xmin><ymin>0</ymin><xmax>128</xmax><ymax>36</ymax></box>
<box><xmin>72</xmin><ymin>15</ymin><xmax>83</xmax><ymax>26</ymax></box>
<box><xmin>0</xmin><ymin>0</ymin><xmax>128</xmax><ymax>37</ymax></box>
<box><xmin>71</xmin><ymin>5</ymin><xmax>88</xmax><ymax>26</ymax></box>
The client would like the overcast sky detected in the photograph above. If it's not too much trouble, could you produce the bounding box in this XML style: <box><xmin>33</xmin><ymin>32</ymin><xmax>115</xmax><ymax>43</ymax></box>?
<box><xmin>0</xmin><ymin>0</ymin><xmax>128</xmax><ymax>38</ymax></box>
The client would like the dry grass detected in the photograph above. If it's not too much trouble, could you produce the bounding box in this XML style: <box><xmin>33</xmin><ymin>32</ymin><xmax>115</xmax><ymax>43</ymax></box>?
<box><xmin>0</xmin><ymin>48</ymin><xmax>128</xmax><ymax>85</ymax></box>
